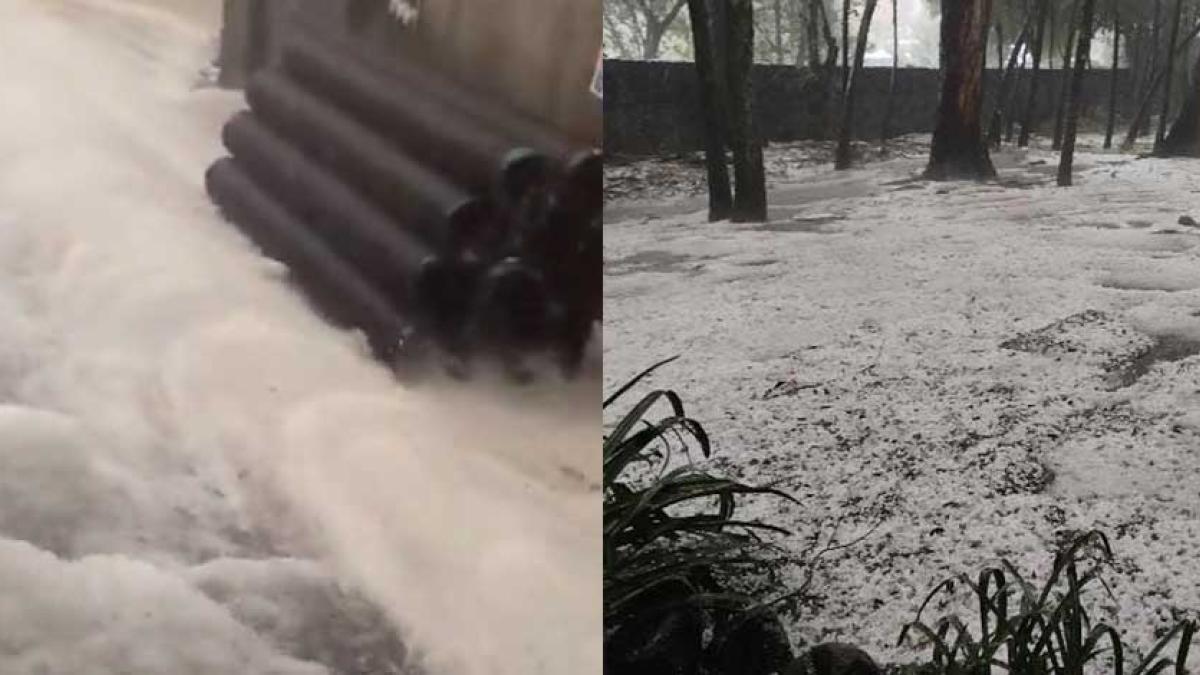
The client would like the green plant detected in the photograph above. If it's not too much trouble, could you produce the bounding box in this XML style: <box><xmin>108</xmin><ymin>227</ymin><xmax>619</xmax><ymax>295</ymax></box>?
<box><xmin>900</xmin><ymin>530</ymin><xmax>1196</xmax><ymax>675</ymax></box>
<box><xmin>603</xmin><ymin>356</ymin><xmax>799</xmax><ymax>675</ymax></box>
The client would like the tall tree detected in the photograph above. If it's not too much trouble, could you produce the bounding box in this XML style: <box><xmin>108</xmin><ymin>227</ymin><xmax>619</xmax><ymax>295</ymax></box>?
<box><xmin>1154</xmin><ymin>0</ymin><xmax>1186</xmax><ymax>153</ymax></box>
<box><xmin>1121</xmin><ymin>20</ymin><xmax>1200</xmax><ymax>149</ymax></box>
<box><xmin>804</xmin><ymin>0</ymin><xmax>823</xmax><ymax>65</ymax></box>
<box><xmin>988</xmin><ymin>15</ymin><xmax>1032</xmax><ymax>148</ymax></box>
<box><xmin>882</xmin><ymin>0</ymin><xmax>900</xmax><ymax>149</ymax></box>
<box><xmin>687</xmin><ymin>0</ymin><xmax>734</xmax><ymax>220</ymax></box>
<box><xmin>835</xmin><ymin>0</ymin><xmax>881</xmax><ymax>169</ymax></box>
<box><xmin>1052</xmin><ymin>1</ymin><xmax>1080</xmax><ymax>151</ymax></box>
<box><xmin>725</xmin><ymin>0</ymin><xmax>769</xmax><ymax>220</ymax></box>
<box><xmin>1058</xmin><ymin>0</ymin><xmax>1096</xmax><ymax>186</ymax></box>
<box><xmin>1103</xmin><ymin>3</ymin><xmax>1121</xmax><ymax>149</ymax></box>
<box><xmin>1160</xmin><ymin>29</ymin><xmax>1200</xmax><ymax>154</ymax></box>
<box><xmin>1140</xmin><ymin>0</ymin><xmax>1165</xmax><ymax>137</ymax></box>
<box><xmin>1018</xmin><ymin>0</ymin><xmax>1049</xmax><ymax>147</ymax></box>
<box><xmin>926</xmin><ymin>0</ymin><xmax>997</xmax><ymax>180</ymax></box>
<box><xmin>1006</xmin><ymin>45</ymin><xmax>1029</xmax><ymax>142</ymax></box>
<box><xmin>841</xmin><ymin>0</ymin><xmax>851</xmax><ymax>94</ymax></box>
<box><xmin>774</xmin><ymin>0</ymin><xmax>786</xmax><ymax>62</ymax></box>
<box><xmin>815</xmin><ymin>0</ymin><xmax>840</xmax><ymax>67</ymax></box>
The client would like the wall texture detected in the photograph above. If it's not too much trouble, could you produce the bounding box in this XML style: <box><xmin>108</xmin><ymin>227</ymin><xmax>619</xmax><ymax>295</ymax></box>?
<box><xmin>603</xmin><ymin>60</ymin><xmax>1135</xmax><ymax>156</ymax></box>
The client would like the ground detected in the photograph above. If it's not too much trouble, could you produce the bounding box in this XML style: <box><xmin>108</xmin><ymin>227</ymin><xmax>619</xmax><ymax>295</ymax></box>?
<box><xmin>0</xmin><ymin>2</ymin><xmax>598</xmax><ymax>674</ymax></box>
<box><xmin>604</xmin><ymin>133</ymin><xmax>1200</xmax><ymax>664</ymax></box>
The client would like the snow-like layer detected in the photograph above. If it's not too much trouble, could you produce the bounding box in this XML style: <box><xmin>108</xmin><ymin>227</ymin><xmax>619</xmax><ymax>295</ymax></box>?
<box><xmin>0</xmin><ymin>2</ymin><xmax>599</xmax><ymax>674</ymax></box>
<box><xmin>605</xmin><ymin>135</ymin><xmax>1200</xmax><ymax>664</ymax></box>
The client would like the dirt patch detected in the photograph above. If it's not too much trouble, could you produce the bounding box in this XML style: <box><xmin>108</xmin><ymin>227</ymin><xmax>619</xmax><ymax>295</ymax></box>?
<box><xmin>752</xmin><ymin>215</ymin><xmax>845</xmax><ymax>234</ymax></box>
<box><xmin>1104</xmin><ymin>335</ymin><xmax>1200</xmax><ymax>389</ymax></box>
<box><xmin>605</xmin><ymin>250</ymin><xmax>706</xmax><ymax>276</ymax></box>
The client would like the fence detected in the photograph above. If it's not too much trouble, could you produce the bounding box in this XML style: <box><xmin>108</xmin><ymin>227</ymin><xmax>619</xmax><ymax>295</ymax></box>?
<box><xmin>603</xmin><ymin>59</ymin><xmax>1134</xmax><ymax>156</ymax></box>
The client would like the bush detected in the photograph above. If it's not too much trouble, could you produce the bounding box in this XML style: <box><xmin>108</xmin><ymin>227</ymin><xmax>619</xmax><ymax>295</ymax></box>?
<box><xmin>604</xmin><ymin>357</ymin><xmax>799</xmax><ymax>675</ymax></box>
<box><xmin>900</xmin><ymin>530</ymin><xmax>1196</xmax><ymax>675</ymax></box>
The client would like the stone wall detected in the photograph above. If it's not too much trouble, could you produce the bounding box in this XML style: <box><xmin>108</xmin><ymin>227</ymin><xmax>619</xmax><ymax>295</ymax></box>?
<box><xmin>603</xmin><ymin>59</ymin><xmax>1135</xmax><ymax>156</ymax></box>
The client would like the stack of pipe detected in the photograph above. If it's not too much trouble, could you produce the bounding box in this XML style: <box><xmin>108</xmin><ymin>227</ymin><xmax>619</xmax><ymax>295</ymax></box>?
<box><xmin>206</xmin><ymin>20</ymin><xmax>601</xmax><ymax>379</ymax></box>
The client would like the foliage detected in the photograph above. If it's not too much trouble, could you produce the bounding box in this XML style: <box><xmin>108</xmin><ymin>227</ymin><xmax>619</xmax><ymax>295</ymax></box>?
<box><xmin>900</xmin><ymin>530</ymin><xmax>1197</xmax><ymax>675</ymax></box>
<box><xmin>603</xmin><ymin>356</ymin><xmax>799</xmax><ymax>674</ymax></box>
<box><xmin>604</xmin><ymin>0</ymin><xmax>693</xmax><ymax>60</ymax></box>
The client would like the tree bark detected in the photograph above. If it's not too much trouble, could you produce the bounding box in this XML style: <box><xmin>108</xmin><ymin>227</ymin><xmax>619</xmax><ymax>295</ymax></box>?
<box><xmin>835</xmin><ymin>0</ymin><xmax>880</xmax><ymax>169</ymax></box>
<box><xmin>1155</xmin><ymin>0</ymin><xmax>1186</xmax><ymax>154</ymax></box>
<box><xmin>1103</xmin><ymin>8</ymin><xmax>1120</xmax><ymax>149</ymax></box>
<box><xmin>1018</xmin><ymin>0</ymin><xmax>1048</xmax><ymax>147</ymax></box>
<box><xmin>882</xmin><ymin>0</ymin><xmax>899</xmax><ymax>148</ymax></box>
<box><xmin>925</xmin><ymin>0</ymin><xmax>996</xmax><ymax>180</ymax></box>
<box><xmin>725</xmin><ymin>0</ymin><xmax>768</xmax><ymax>221</ymax></box>
<box><xmin>687</xmin><ymin>0</ymin><xmax>733</xmax><ymax>221</ymax></box>
<box><xmin>1058</xmin><ymin>0</ymin><xmax>1095</xmax><ymax>187</ymax></box>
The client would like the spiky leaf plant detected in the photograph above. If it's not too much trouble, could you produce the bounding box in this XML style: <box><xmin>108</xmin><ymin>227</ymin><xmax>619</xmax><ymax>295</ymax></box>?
<box><xmin>900</xmin><ymin>530</ymin><xmax>1196</xmax><ymax>675</ymax></box>
<box><xmin>604</xmin><ymin>356</ymin><xmax>798</xmax><ymax>675</ymax></box>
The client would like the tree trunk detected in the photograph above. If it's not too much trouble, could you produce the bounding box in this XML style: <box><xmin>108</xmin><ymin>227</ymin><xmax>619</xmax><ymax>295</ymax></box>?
<box><xmin>1160</xmin><ymin>51</ymin><xmax>1200</xmax><ymax>155</ymax></box>
<box><xmin>1052</xmin><ymin>1</ymin><xmax>1079</xmax><ymax>151</ymax></box>
<box><xmin>774</xmin><ymin>0</ymin><xmax>785</xmax><ymax>63</ymax></box>
<box><xmin>806</xmin><ymin>0</ymin><xmax>822</xmax><ymax>67</ymax></box>
<box><xmin>643</xmin><ymin>0</ymin><xmax>689</xmax><ymax>60</ymax></box>
<box><xmin>925</xmin><ymin>0</ymin><xmax>996</xmax><ymax>180</ymax></box>
<box><xmin>644</xmin><ymin>23</ymin><xmax>666</xmax><ymax>60</ymax></box>
<box><xmin>882</xmin><ymin>0</ymin><xmax>899</xmax><ymax>148</ymax></box>
<box><xmin>1006</xmin><ymin>48</ymin><xmax>1028</xmax><ymax>143</ymax></box>
<box><xmin>988</xmin><ymin>18</ymin><xmax>1032</xmax><ymax>148</ymax></box>
<box><xmin>1155</xmin><ymin>0</ymin><xmax>1186</xmax><ymax>154</ymax></box>
<box><xmin>1048</xmin><ymin>1</ymin><xmax>1057</xmax><ymax>69</ymax></box>
<box><xmin>725</xmin><ymin>0</ymin><xmax>768</xmax><ymax>221</ymax></box>
<box><xmin>1018</xmin><ymin>0</ymin><xmax>1048</xmax><ymax>147</ymax></box>
<box><xmin>817</xmin><ymin>0</ymin><xmax>839</xmax><ymax>68</ymax></box>
<box><xmin>687</xmin><ymin>0</ymin><xmax>733</xmax><ymax>221</ymax></box>
<box><xmin>1058</xmin><ymin>0</ymin><xmax>1096</xmax><ymax>186</ymax></box>
<box><xmin>1129</xmin><ymin>22</ymin><xmax>1143</xmax><ymax>109</ymax></box>
<box><xmin>1141</xmin><ymin>0</ymin><xmax>1165</xmax><ymax>137</ymax></box>
<box><xmin>1104</xmin><ymin>8</ymin><xmax>1120</xmax><ymax>149</ymax></box>
<box><xmin>835</xmin><ymin>0</ymin><xmax>880</xmax><ymax>169</ymax></box>
<box><xmin>841</xmin><ymin>0</ymin><xmax>851</xmax><ymax>94</ymax></box>
<box><xmin>995</xmin><ymin>24</ymin><xmax>1004</xmax><ymax>70</ymax></box>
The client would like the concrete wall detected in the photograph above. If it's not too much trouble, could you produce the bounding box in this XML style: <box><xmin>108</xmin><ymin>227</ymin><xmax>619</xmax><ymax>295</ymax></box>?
<box><xmin>603</xmin><ymin>60</ymin><xmax>1135</xmax><ymax>156</ymax></box>
<box><xmin>218</xmin><ymin>0</ymin><xmax>600</xmax><ymax>145</ymax></box>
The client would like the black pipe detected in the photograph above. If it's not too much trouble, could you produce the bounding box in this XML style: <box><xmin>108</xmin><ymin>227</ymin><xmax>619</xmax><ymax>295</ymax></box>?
<box><xmin>245</xmin><ymin>71</ymin><xmax>496</xmax><ymax>253</ymax></box>
<box><xmin>279</xmin><ymin>26</ymin><xmax>554</xmax><ymax>203</ymax></box>
<box><xmin>559</xmin><ymin>218</ymin><xmax>601</xmax><ymax>372</ymax></box>
<box><xmin>222</xmin><ymin>111</ymin><xmax>445</xmax><ymax>313</ymax></box>
<box><xmin>559</xmin><ymin>150</ymin><xmax>603</xmax><ymax>221</ymax></box>
<box><xmin>411</xmin><ymin>254</ymin><xmax>485</xmax><ymax>356</ymax></box>
<box><xmin>205</xmin><ymin>157</ymin><xmax>419</xmax><ymax>366</ymax></box>
<box><xmin>287</xmin><ymin>20</ymin><xmax>597</xmax><ymax>167</ymax></box>
<box><xmin>466</xmin><ymin>259</ymin><xmax>553</xmax><ymax>354</ymax></box>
